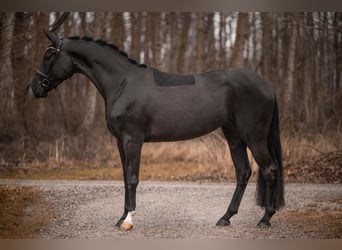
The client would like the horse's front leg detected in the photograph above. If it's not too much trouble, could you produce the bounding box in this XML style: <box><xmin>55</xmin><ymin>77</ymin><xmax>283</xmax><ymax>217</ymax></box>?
<box><xmin>115</xmin><ymin>136</ymin><xmax>143</xmax><ymax>230</ymax></box>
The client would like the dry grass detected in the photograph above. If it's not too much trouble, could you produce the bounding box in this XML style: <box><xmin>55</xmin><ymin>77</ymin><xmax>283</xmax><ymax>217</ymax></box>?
<box><xmin>0</xmin><ymin>186</ymin><xmax>55</xmax><ymax>238</ymax></box>
<box><xmin>0</xmin><ymin>132</ymin><xmax>257</xmax><ymax>182</ymax></box>
<box><xmin>0</xmin><ymin>162</ymin><xmax>233</xmax><ymax>182</ymax></box>
<box><xmin>277</xmin><ymin>197</ymin><xmax>342</xmax><ymax>239</ymax></box>
<box><xmin>278</xmin><ymin>209</ymin><xmax>342</xmax><ymax>238</ymax></box>
<box><xmin>282</xmin><ymin>132</ymin><xmax>342</xmax><ymax>183</ymax></box>
<box><xmin>0</xmin><ymin>131</ymin><xmax>341</xmax><ymax>183</ymax></box>
<box><xmin>282</xmin><ymin>132</ymin><xmax>341</xmax><ymax>165</ymax></box>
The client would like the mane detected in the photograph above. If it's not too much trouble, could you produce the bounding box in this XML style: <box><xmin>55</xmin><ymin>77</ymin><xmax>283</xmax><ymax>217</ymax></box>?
<box><xmin>68</xmin><ymin>36</ymin><xmax>147</xmax><ymax>68</ymax></box>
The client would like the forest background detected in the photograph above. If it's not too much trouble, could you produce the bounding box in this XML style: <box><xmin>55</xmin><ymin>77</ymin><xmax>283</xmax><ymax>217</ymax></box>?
<box><xmin>0</xmin><ymin>12</ymin><xmax>341</xmax><ymax>183</ymax></box>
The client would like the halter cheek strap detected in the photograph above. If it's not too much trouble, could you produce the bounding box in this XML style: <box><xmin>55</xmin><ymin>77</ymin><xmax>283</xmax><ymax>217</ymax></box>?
<box><xmin>35</xmin><ymin>38</ymin><xmax>64</xmax><ymax>88</ymax></box>
<box><xmin>36</xmin><ymin>69</ymin><xmax>48</xmax><ymax>78</ymax></box>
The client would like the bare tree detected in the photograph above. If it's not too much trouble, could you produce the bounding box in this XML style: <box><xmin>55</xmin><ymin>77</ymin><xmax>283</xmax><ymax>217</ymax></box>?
<box><xmin>130</xmin><ymin>12</ymin><xmax>143</xmax><ymax>62</ymax></box>
<box><xmin>10</xmin><ymin>12</ymin><xmax>34</xmax><ymax>139</ymax></box>
<box><xmin>150</xmin><ymin>13</ymin><xmax>162</xmax><ymax>68</ymax></box>
<box><xmin>195</xmin><ymin>13</ymin><xmax>205</xmax><ymax>72</ymax></box>
<box><xmin>260</xmin><ymin>13</ymin><xmax>273</xmax><ymax>82</ymax></box>
<box><xmin>112</xmin><ymin>12</ymin><xmax>124</xmax><ymax>48</ymax></box>
<box><xmin>176</xmin><ymin>13</ymin><xmax>191</xmax><ymax>73</ymax></box>
<box><xmin>82</xmin><ymin>13</ymin><xmax>105</xmax><ymax>131</ymax></box>
<box><xmin>205</xmin><ymin>13</ymin><xmax>216</xmax><ymax>71</ymax></box>
<box><xmin>0</xmin><ymin>12</ymin><xmax>15</xmax><ymax>139</ymax></box>
<box><xmin>168</xmin><ymin>12</ymin><xmax>180</xmax><ymax>72</ymax></box>
<box><xmin>284</xmin><ymin>14</ymin><xmax>298</xmax><ymax>116</ymax></box>
<box><xmin>230</xmin><ymin>12</ymin><xmax>249</xmax><ymax>67</ymax></box>
<box><xmin>219</xmin><ymin>13</ymin><xmax>227</xmax><ymax>68</ymax></box>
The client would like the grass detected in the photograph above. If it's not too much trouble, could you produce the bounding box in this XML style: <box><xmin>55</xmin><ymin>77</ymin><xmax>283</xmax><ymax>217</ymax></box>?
<box><xmin>278</xmin><ymin>208</ymin><xmax>342</xmax><ymax>238</ymax></box>
<box><xmin>0</xmin><ymin>186</ymin><xmax>55</xmax><ymax>238</ymax></box>
<box><xmin>0</xmin><ymin>131</ymin><xmax>340</xmax><ymax>183</ymax></box>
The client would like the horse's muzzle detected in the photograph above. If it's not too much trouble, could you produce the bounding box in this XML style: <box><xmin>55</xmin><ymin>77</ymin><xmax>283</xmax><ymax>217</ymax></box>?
<box><xmin>29</xmin><ymin>81</ymin><xmax>48</xmax><ymax>98</ymax></box>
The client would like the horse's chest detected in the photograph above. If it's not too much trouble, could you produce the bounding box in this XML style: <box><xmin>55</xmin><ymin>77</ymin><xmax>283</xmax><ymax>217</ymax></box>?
<box><xmin>106</xmin><ymin>103</ymin><xmax>147</xmax><ymax>136</ymax></box>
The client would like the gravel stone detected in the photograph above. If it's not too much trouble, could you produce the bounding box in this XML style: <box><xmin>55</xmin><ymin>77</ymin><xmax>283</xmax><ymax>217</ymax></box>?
<box><xmin>0</xmin><ymin>180</ymin><xmax>341</xmax><ymax>239</ymax></box>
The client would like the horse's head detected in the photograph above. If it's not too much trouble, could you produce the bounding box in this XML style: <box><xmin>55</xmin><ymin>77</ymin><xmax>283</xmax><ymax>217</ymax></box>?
<box><xmin>30</xmin><ymin>31</ymin><xmax>73</xmax><ymax>98</ymax></box>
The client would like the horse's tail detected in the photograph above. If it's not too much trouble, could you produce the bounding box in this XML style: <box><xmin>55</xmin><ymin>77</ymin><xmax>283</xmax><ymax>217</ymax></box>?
<box><xmin>256</xmin><ymin>97</ymin><xmax>285</xmax><ymax>210</ymax></box>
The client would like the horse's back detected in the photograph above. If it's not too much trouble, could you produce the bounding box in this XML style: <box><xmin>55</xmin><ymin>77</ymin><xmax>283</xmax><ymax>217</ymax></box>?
<box><xmin>195</xmin><ymin>68</ymin><xmax>273</xmax><ymax>99</ymax></box>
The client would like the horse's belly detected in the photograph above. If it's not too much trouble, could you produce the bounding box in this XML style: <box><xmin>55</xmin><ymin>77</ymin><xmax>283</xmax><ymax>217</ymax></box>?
<box><xmin>143</xmin><ymin>80</ymin><xmax>230</xmax><ymax>142</ymax></box>
<box><xmin>145</xmin><ymin>105</ymin><xmax>227</xmax><ymax>142</ymax></box>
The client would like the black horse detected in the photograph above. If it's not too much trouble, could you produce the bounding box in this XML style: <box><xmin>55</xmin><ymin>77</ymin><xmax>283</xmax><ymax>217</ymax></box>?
<box><xmin>30</xmin><ymin>31</ymin><xmax>284</xmax><ymax>230</ymax></box>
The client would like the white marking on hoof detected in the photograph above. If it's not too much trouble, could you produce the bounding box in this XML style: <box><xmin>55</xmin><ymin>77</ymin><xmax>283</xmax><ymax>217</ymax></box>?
<box><xmin>120</xmin><ymin>211</ymin><xmax>135</xmax><ymax>230</ymax></box>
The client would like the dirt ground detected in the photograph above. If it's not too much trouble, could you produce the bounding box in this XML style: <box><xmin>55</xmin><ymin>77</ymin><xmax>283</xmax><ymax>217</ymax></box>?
<box><xmin>0</xmin><ymin>179</ymin><xmax>341</xmax><ymax>239</ymax></box>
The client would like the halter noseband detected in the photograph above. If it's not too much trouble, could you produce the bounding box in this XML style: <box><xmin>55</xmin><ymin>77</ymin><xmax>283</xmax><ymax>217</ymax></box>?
<box><xmin>35</xmin><ymin>38</ymin><xmax>64</xmax><ymax>89</ymax></box>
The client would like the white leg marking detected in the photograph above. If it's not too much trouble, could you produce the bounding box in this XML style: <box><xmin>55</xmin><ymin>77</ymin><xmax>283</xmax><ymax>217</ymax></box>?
<box><xmin>123</xmin><ymin>211</ymin><xmax>135</xmax><ymax>224</ymax></box>
<box><xmin>120</xmin><ymin>211</ymin><xmax>135</xmax><ymax>230</ymax></box>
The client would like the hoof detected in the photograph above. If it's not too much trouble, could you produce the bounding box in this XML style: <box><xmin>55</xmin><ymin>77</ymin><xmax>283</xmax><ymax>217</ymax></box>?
<box><xmin>257</xmin><ymin>220</ymin><xmax>271</xmax><ymax>227</ymax></box>
<box><xmin>120</xmin><ymin>222</ymin><xmax>133</xmax><ymax>230</ymax></box>
<box><xmin>216</xmin><ymin>217</ymin><xmax>230</xmax><ymax>227</ymax></box>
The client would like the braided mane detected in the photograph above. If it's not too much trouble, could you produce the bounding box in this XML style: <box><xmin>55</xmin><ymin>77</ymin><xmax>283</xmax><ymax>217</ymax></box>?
<box><xmin>68</xmin><ymin>36</ymin><xmax>147</xmax><ymax>68</ymax></box>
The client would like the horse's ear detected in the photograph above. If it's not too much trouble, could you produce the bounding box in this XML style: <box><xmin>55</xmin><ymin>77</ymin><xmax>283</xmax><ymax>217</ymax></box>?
<box><xmin>44</xmin><ymin>30</ymin><xmax>59</xmax><ymax>45</ymax></box>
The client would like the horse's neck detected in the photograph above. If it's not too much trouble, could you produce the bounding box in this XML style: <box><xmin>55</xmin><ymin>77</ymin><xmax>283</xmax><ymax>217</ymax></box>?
<box><xmin>65</xmin><ymin>39</ymin><xmax>129</xmax><ymax>99</ymax></box>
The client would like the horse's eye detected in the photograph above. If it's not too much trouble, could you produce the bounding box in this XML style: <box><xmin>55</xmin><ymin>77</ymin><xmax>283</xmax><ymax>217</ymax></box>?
<box><xmin>44</xmin><ymin>48</ymin><xmax>56</xmax><ymax>59</ymax></box>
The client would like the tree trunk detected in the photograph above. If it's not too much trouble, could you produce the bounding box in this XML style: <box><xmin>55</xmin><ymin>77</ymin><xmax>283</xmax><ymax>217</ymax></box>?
<box><xmin>141</xmin><ymin>13</ymin><xmax>149</xmax><ymax>66</ymax></box>
<box><xmin>333</xmin><ymin>12</ymin><xmax>342</xmax><ymax>127</ymax></box>
<box><xmin>82</xmin><ymin>13</ymin><xmax>105</xmax><ymax>131</ymax></box>
<box><xmin>0</xmin><ymin>12</ymin><xmax>15</xmax><ymax>132</ymax></box>
<box><xmin>230</xmin><ymin>12</ymin><xmax>249</xmax><ymax>68</ymax></box>
<box><xmin>261</xmin><ymin>13</ymin><xmax>273</xmax><ymax>83</ymax></box>
<box><xmin>11</xmin><ymin>12</ymin><xmax>29</xmax><ymax>138</ymax></box>
<box><xmin>150</xmin><ymin>13</ymin><xmax>161</xmax><ymax>68</ymax></box>
<box><xmin>177</xmin><ymin>13</ymin><xmax>191</xmax><ymax>73</ymax></box>
<box><xmin>303</xmin><ymin>13</ymin><xmax>315</xmax><ymax>128</ymax></box>
<box><xmin>195</xmin><ymin>13</ymin><xmax>205</xmax><ymax>72</ymax></box>
<box><xmin>169</xmin><ymin>13</ymin><xmax>180</xmax><ymax>73</ymax></box>
<box><xmin>130</xmin><ymin>12</ymin><xmax>142</xmax><ymax>62</ymax></box>
<box><xmin>23</xmin><ymin>12</ymin><xmax>50</xmax><ymax>139</ymax></box>
<box><xmin>112</xmin><ymin>12</ymin><xmax>124</xmax><ymax>48</ymax></box>
<box><xmin>284</xmin><ymin>15</ymin><xmax>297</xmax><ymax>117</ymax></box>
<box><xmin>219</xmin><ymin>13</ymin><xmax>227</xmax><ymax>68</ymax></box>
<box><xmin>205</xmin><ymin>13</ymin><xmax>215</xmax><ymax>71</ymax></box>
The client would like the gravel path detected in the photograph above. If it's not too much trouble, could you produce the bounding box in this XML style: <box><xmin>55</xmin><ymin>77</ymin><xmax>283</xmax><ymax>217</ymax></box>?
<box><xmin>0</xmin><ymin>180</ymin><xmax>341</xmax><ymax>239</ymax></box>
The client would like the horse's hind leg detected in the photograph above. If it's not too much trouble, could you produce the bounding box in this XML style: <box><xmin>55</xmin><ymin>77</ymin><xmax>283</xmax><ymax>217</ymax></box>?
<box><xmin>216</xmin><ymin>127</ymin><xmax>251</xmax><ymax>226</ymax></box>
<box><xmin>249</xmin><ymin>140</ymin><xmax>277</xmax><ymax>227</ymax></box>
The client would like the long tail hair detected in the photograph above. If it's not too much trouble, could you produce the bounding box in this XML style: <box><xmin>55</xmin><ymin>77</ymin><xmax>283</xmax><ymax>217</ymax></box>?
<box><xmin>256</xmin><ymin>97</ymin><xmax>285</xmax><ymax>210</ymax></box>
